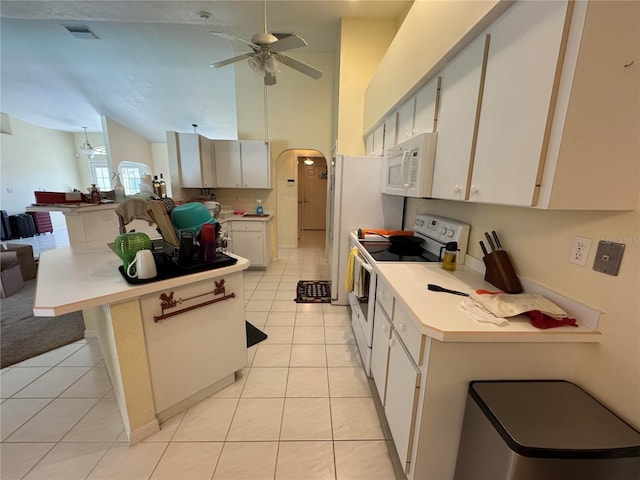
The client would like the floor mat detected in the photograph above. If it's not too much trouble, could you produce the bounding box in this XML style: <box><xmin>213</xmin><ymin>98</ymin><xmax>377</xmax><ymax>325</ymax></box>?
<box><xmin>246</xmin><ymin>321</ymin><xmax>268</xmax><ymax>347</ymax></box>
<box><xmin>295</xmin><ymin>280</ymin><xmax>331</xmax><ymax>303</ymax></box>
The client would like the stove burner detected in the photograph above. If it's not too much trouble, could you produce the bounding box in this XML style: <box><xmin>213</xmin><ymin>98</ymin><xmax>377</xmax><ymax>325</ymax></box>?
<box><xmin>388</xmin><ymin>244</ymin><xmax>423</xmax><ymax>256</ymax></box>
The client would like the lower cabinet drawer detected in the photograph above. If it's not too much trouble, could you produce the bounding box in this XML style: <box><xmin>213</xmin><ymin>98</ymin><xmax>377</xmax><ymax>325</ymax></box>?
<box><xmin>231</xmin><ymin>221</ymin><xmax>263</xmax><ymax>232</ymax></box>
<box><xmin>392</xmin><ymin>302</ymin><xmax>425</xmax><ymax>366</ymax></box>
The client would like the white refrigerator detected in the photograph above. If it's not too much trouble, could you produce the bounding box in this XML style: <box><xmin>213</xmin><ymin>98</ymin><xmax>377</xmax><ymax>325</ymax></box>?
<box><xmin>326</xmin><ymin>154</ymin><xmax>404</xmax><ymax>305</ymax></box>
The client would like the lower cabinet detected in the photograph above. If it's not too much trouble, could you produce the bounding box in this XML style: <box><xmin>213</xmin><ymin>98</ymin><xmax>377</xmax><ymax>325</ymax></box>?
<box><xmin>229</xmin><ymin>220</ymin><xmax>271</xmax><ymax>268</ymax></box>
<box><xmin>371</xmin><ymin>286</ymin><xmax>424</xmax><ymax>475</ymax></box>
<box><xmin>385</xmin><ymin>330</ymin><xmax>421</xmax><ymax>474</ymax></box>
<box><xmin>371</xmin><ymin>306</ymin><xmax>392</xmax><ymax>402</ymax></box>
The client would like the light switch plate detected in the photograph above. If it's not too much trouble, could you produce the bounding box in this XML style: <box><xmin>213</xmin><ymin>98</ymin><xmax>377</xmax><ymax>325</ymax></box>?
<box><xmin>592</xmin><ymin>241</ymin><xmax>625</xmax><ymax>276</ymax></box>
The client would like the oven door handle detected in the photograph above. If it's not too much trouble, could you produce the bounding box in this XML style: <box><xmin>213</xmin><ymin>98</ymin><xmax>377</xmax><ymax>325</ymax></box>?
<box><xmin>355</xmin><ymin>254</ymin><xmax>373</xmax><ymax>273</ymax></box>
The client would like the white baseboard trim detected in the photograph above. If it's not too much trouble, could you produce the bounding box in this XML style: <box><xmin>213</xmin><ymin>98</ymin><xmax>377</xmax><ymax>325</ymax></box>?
<box><xmin>128</xmin><ymin>418</ymin><xmax>160</xmax><ymax>445</ymax></box>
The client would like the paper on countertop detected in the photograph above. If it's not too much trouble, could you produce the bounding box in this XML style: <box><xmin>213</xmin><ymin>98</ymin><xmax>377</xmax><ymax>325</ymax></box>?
<box><xmin>459</xmin><ymin>298</ymin><xmax>509</xmax><ymax>327</ymax></box>
<box><xmin>470</xmin><ymin>293</ymin><xmax>568</xmax><ymax>319</ymax></box>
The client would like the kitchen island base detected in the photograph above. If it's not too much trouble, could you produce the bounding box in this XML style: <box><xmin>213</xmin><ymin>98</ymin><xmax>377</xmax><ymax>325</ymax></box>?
<box><xmin>34</xmin><ymin>245</ymin><xmax>250</xmax><ymax>445</ymax></box>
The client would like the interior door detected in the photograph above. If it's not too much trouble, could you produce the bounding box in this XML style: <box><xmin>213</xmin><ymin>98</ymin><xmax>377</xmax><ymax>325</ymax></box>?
<box><xmin>301</xmin><ymin>159</ymin><xmax>327</xmax><ymax>230</ymax></box>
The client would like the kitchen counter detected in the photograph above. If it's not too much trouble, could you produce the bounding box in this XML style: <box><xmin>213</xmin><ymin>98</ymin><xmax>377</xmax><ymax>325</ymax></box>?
<box><xmin>375</xmin><ymin>262</ymin><xmax>600</xmax><ymax>343</ymax></box>
<box><xmin>34</xmin><ymin>245</ymin><xmax>250</xmax><ymax>445</ymax></box>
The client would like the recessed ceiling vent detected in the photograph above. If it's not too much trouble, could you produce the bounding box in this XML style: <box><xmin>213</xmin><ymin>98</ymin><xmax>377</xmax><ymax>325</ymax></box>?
<box><xmin>63</xmin><ymin>25</ymin><xmax>100</xmax><ymax>40</ymax></box>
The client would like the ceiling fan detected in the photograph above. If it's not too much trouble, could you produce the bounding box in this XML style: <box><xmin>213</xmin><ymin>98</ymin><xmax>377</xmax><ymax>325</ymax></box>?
<box><xmin>209</xmin><ymin>1</ymin><xmax>322</xmax><ymax>86</ymax></box>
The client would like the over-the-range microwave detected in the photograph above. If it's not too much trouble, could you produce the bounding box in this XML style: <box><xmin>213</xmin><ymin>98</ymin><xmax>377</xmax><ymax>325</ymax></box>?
<box><xmin>382</xmin><ymin>132</ymin><xmax>437</xmax><ymax>197</ymax></box>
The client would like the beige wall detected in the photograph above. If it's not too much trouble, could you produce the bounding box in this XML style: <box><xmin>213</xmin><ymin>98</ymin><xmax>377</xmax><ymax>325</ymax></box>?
<box><xmin>364</xmin><ymin>0</ymin><xmax>508</xmax><ymax>133</ymax></box>
<box><xmin>366</xmin><ymin>2</ymin><xmax>640</xmax><ymax>429</ymax></box>
<box><xmin>336</xmin><ymin>18</ymin><xmax>398</xmax><ymax>155</ymax></box>
<box><xmin>0</xmin><ymin>115</ymin><xmax>83</xmax><ymax>215</ymax></box>
<box><xmin>103</xmin><ymin>117</ymin><xmax>154</xmax><ymax>176</ymax></box>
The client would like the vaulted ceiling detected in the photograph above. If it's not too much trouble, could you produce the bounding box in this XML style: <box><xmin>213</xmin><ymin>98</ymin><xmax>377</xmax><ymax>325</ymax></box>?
<box><xmin>1</xmin><ymin>1</ymin><xmax>411</xmax><ymax>142</ymax></box>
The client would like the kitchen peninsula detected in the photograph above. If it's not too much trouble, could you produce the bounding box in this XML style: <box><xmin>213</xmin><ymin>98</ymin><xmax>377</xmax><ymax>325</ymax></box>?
<box><xmin>34</xmin><ymin>244</ymin><xmax>250</xmax><ymax>445</ymax></box>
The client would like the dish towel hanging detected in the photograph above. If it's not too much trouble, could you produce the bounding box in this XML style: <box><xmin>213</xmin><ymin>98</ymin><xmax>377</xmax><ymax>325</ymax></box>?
<box><xmin>345</xmin><ymin>247</ymin><xmax>359</xmax><ymax>292</ymax></box>
<box><xmin>353</xmin><ymin>254</ymin><xmax>367</xmax><ymax>299</ymax></box>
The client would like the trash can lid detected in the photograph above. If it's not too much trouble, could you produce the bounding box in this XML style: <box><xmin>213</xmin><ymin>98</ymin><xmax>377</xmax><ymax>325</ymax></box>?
<box><xmin>469</xmin><ymin>380</ymin><xmax>640</xmax><ymax>459</ymax></box>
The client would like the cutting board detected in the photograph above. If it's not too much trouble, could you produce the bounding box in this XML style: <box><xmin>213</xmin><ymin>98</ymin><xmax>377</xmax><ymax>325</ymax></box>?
<box><xmin>147</xmin><ymin>200</ymin><xmax>179</xmax><ymax>247</ymax></box>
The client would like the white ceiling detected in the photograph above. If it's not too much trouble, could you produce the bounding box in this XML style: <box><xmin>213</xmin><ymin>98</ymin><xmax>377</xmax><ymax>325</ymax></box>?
<box><xmin>0</xmin><ymin>1</ymin><xmax>411</xmax><ymax>142</ymax></box>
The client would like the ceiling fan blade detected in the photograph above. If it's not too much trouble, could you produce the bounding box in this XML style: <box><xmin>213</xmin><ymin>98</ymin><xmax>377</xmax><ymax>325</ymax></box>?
<box><xmin>278</xmin><ymin>54</ymin><xmax>322</xmax><ymax>80</ymax></box>
<box><xmin>264</xmin><ymin>72</ymin><xmax>277</xmax><ymax>86</ymax></box>
<box><xmin>210</xmin><ymin>31</ymin><xmax>258</xmax><ymax>50</ymax></box>
<box><xmin>211</xmin><ymin>53</ymin><xmax>253</xmax><ymax>68</ymax></box>
<box><xmin>269</xmin><ymin>33</ymin><xmax>308</xmax><ymax>53</ymax></box>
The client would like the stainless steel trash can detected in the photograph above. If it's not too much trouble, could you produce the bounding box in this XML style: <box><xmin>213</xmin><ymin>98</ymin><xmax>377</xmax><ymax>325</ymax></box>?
<box><xmin>454</xmin><ymin>380</ymin><xmax>640</xmax><ymax>480</ymax></box>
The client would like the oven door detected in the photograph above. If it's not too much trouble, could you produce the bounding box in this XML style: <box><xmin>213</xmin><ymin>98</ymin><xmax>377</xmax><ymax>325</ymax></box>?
<box><xmin>348</xmin><ymin>253</ymin><xmax>377</xmax><ymax>376</ymax></box>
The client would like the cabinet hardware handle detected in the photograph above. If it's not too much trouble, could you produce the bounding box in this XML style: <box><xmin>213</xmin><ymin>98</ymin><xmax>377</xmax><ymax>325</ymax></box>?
<box><xmin>154</xmin><ymin>279</ymin><xmax>235</xmax><ymax>322</ymax></box>
<box><xmin>399</xmin><ymin>323</ymin><xmax>407</xmax><ymax>332</ymax></box>
<box><xmin>382</xmin><ymin>324</ymin><xmax>389</xmax><ymax>332</ymax></box>
<box><xmin>389</xmin><ymin>338</ymin><xmax>396</xmax><ymax>347</ymax></box>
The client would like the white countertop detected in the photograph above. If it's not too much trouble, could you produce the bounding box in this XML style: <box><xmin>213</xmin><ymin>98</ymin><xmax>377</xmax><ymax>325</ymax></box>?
<box><xmin>375</xmin><ymin>262</ymin><xmax>601</xmax><ymax>343</ymax></box>
<box><xmin>27</xmin><ymin>203</ymin><xmax>119</xmax><ymax>213</ymax></box>
<box><xmin>217</xmin><ymin>213</ymin><xmax>274</xmax><ymax>223</ymax></box>
<box><xmin>34</xmin><ymin>245</ymin><xmax>249</xmax><ymax>317</ymax></box>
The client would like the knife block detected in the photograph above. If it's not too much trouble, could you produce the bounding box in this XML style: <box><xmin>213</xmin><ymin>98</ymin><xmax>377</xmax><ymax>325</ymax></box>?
<box><xmin>482</xmin><ymin>250</ymin><xmax>523</xmax><ymax>294</ymax></box>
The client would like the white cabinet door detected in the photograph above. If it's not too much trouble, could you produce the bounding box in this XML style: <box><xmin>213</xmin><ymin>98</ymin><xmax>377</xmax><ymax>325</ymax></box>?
<box><xmin>365</xmin><ymin>132</ymin><xmax>375</xmax><ymax>156</ymax></box>
<box><xmin>178</xmin><ymin>133</ymin><xmax>215</xmax><ymax>188</ymax></box>
<box><xmin>373</xmin><ymin>124</ymin><xmax>385</xmax><ymax>156</ymax></box>
<box><xmin>385</xmin><ymin>330</ymin><xmax>421</xmax><ymax>474</ymax></box>
<box><xmin>470</xmin><ymin>0</ymin><xmax>569</xmax><ymax>205</ymax></box>
<box><xmin>231</xmin><ymin>221</ymin><xmax>267</xmax><ymax>267</ymax></box>
<box><xmin>384</xmin><ymin>112</ymin><xmax>398</xmax><ymax>150</ymax></box>
<box><xmin>396</xmin><ymin>98</ymin><xmax>416</xmax><ymax>143</ymax></box>
<box><xmin>431</xmin><ymin>34</ymin><xmax>488</xmax><ymax>201</ymax></box>
<box><xmin>200</xmin><ymin>137</ymin><xmax>216</xmax><ymax>188</ymax></box>
<box><xmin>371</xmin><ymin>306</ymin><xmax>392</xmax><ymax>404</ymax></box>
<box><xmin>413</xmin><ymin>75</ymin><xmax>440</xmax><ymax>135</ymax></box>
<box><xmin>214</xmin><ymin>140</ymin><xmax>242</xmax><ymax>188</ymax></box>
<box><xmin>240</xmin><ymin>140</ymin><xmax>270</xmax><ymax>188</ymax></box>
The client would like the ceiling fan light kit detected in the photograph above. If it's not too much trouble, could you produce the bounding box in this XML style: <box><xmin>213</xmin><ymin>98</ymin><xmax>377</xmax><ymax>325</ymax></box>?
<box><xmin>209</xmin><ymin>1</ymin><xmax>322</xmax><ymax>86</ymax></box>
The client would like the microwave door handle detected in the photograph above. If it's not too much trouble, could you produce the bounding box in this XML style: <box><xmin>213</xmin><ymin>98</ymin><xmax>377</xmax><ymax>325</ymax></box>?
<box><xmin>400</xmin><ymin>150</ymin><xmax>409</xmax><ymax>189</ymax></box>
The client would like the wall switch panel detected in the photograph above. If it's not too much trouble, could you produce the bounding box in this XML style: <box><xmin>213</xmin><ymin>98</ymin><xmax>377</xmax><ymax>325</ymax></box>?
<box><xmin>593</xmin><ymin>240</ymin><xmax>625</xmax><ymax>276</ymax></box>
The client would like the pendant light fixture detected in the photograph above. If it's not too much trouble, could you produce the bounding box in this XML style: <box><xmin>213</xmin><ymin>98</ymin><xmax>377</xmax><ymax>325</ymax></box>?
<box><xmin>80</xmin><ymin>126</ymin><xmax>95</xmax><ymax>159</ymax></box>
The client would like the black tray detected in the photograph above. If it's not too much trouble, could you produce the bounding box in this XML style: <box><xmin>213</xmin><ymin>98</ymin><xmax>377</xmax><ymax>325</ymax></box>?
<box><xmin>118</xmin><ymin>252</ymin><xmax>238</xmax><ymax>285</ymax></box>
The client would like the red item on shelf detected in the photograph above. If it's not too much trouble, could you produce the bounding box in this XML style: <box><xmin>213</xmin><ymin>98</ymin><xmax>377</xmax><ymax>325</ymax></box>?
<box><xmin>526</xmin><ymin>310</ymin><xmax>579</xmax><ymax>329</ymax></box>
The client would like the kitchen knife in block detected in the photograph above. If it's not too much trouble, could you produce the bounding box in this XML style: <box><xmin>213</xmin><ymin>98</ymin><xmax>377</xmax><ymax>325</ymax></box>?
<box><xmin>482</xmin><ymin>250</ymin><xmax>523</xmax><ymax>294</ymax></box>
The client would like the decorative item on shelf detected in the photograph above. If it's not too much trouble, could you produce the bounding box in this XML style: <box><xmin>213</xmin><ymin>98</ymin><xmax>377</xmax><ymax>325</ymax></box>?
<box><xmin>80</xmin><ymin>126</ymin><xmax>95</xmax><ymax>159</ymax></box>
<box><xmin>112</xmin><ymin>172</ymin><xmax>126</xmax><ymax>202</ymax></box>
<box><xmin>152</xmin><ymin>175</ymin><xmax>161</xmax><ymax>196</ymax></box>
<box><xmin>89</xmin><ymin>184</ymin><xmax>101</xmax><ymax>204</ymax></box>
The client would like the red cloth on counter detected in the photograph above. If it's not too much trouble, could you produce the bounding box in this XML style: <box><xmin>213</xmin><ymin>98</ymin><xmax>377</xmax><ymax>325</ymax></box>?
<box><xmin>526</xmin><ymin>310</ymin><xmax>578</xmax><ymax>329</ymax></box>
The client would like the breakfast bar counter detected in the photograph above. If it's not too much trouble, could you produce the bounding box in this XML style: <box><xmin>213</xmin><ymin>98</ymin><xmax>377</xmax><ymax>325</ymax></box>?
<box><xmin>34</xmin><ymin>245</ymin><xmax>250</xmax><ymax>444</ymax></box>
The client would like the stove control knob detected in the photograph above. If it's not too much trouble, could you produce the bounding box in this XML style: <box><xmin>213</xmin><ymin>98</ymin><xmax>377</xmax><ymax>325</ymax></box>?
<box><xmin>446</xmin><ymin>229</ymin><xmax>455</xmax><ymax>238</ymax></box>
<box><xmin>415</xmin><ymin>218</ymin><xmax>424</xmax><ymax>227</ymax></box>
<box><xmin>439</xmin><ymin>227</ymin><xmax>447</xmax><ymax>235</ymax></box>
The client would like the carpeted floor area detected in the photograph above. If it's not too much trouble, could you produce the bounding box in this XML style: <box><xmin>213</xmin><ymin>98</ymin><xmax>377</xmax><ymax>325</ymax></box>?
<box><xmin>1</xmin><ymin>279</ymin><xmax>85</xmax><ymax>368</ymax></box>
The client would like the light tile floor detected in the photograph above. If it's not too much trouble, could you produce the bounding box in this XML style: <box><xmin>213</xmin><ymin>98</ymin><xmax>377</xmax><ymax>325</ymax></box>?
<box><xmin>1</xmin><ymin>230</ymin><xmax>402</xmax><ymax>480</ymax></box>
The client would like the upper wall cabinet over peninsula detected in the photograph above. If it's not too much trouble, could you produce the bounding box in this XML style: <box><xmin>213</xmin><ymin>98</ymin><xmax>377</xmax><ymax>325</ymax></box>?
<box><xmin>215</xmin><ymin>140</ymin><xmax>271</xmax><ymax>189</ymax></box>
<box><xmin>433</xmin><ymin>0</ymin><xmax>639</xmax><ymax>210</ymax></box>
<box><xmin>171</xmin><ymin>132</ymin><xmax>271</xmax><ymax>190</ymax></box>
<box><xmin>176</xmin><ymin>132</ymin><xmax>216</xmax><ymax>189</ymax></box>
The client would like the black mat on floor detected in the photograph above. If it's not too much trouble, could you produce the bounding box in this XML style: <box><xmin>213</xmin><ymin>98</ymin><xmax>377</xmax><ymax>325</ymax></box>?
<box><xmin>294</xmin><ymin>280</ymin><xmax>331</xmax><ymax>303</ymax></box>
<box><xmin>246</xmin><ymin>321</ymin><xmax>268</xmax><ymax>347</ymax></box>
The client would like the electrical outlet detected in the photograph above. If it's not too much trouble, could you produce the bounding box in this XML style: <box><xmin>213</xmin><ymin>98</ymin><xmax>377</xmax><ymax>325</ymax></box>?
<box><xmin>568</xmin><ymin>236</ymin><xmax>592</xmax><ymax>266</ymax></box>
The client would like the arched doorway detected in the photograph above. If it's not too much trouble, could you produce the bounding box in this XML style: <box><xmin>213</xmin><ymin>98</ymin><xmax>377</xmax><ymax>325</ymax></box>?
<box><xmin>275</xmin><ymin>149</ymin><xmax>327</xmax><ymax>249</ymax></box>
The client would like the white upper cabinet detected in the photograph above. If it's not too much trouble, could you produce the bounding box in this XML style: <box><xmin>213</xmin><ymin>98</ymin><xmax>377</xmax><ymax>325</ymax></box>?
<box><xmin>384</xmin><ymin>112</ymin><xmax>398</xmax><ymax>150</ymax></box>
<box><xmin>177</xmin><ymin>133</ymin><xmax>216</xmax><ymax>188</ymax></box>
<box><xmin>215</xmin><ymin>140</ymin><xmax>271</xmax><ymax>189</ymax></box>
<box><xmin>431</xmin><ymin>34</ymin><xmax>488</xmax><ymax>201</ymax></box>
<box><xmin>373</xmin><ymin>123</ymin><xmax>385</xmax><ymax>156</ymax></box>
<box><xmin>413</xmin><ymin>76</ymin><xmax>440</xmax><ymax>135</ymax></box>
<box><xmin>213</xmin><ymin>140</ymin><xmax>242</xmax><ymax>188</ymax></box>
<box><xmin>469</xmin><ymin>0</ymin><xmax>569</xmax><ymax>206</ymax></box>
<box><xmin>240</xmin><ymin>140</ymin><xmax>271</xmax><ymax>189</ymax></box>
<box><xmin>396</xmin><ymin>98</ymin><xmax>416</xmax><ymax>143</ymax></box>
